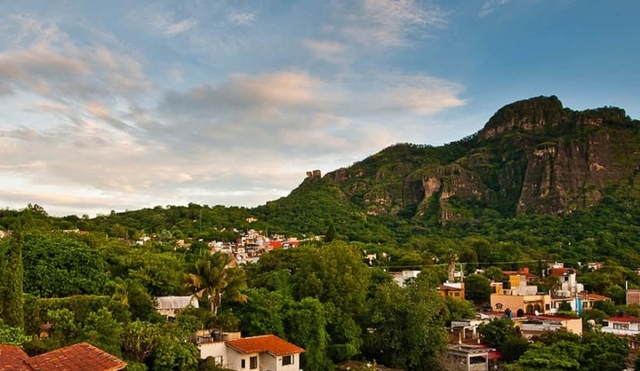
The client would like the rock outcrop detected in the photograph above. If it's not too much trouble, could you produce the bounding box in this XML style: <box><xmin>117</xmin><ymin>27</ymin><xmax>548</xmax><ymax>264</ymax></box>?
<box><xmin>301</xmin><ymin>96</ymin><xmax>640</xmax><ymax>224</ymax></box>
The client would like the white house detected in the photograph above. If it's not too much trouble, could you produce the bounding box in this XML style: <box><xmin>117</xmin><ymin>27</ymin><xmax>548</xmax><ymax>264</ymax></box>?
<box><xmin>198</xmin><ymin>334</ymin><xmax>305</xmax><ymax>371</ymax></box>
<box><xmin>391</xmin><ymin>270</ymin><xmax>421</xmax><ymax>287</ymax></box>
<box><xmin>602</xmin><ymin>316</ymin><xmax>640</xmax><ymax>337</ymax></box>
<box><xmin>155</xmin><ymin>296</ymin><xmax>199</xmax><ymax>318</ymax></box>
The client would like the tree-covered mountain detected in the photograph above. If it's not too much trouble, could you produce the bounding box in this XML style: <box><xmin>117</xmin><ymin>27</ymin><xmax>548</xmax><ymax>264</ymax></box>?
<box><xmin>269</xmin><ymin>95</ymin><xmax>640</xmax><ymax>228</ymax></box>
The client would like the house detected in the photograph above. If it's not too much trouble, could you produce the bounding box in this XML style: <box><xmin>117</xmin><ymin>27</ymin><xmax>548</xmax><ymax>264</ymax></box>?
<box><xmin>602</xmin><ymin>316</ymin><xmax>640</xmax><ymax>337</ymax></box>
<box><xmin>445</xmin><ymin>344</ymin><xmax>494</xmax><ymax>371</ymax></box>
<box><xmin>156</xmin><ymin>295</ymin><xmax>199</xmax><ymax>318</ymax></box>
<box><xmin>449</xmin><ymin>319</ymin><xmax>487</xmax><ymax>344</ymax></box>
<box><xmin>502</xmin><ymin>267</ymin><xmax>539</xmax><ymax>284</ymax></box>
<box><xmin>490</xmin><ymin>271</ymin><xmax>550</xmax><ymax>314</ymax></box>
<box><xmin>516</xmin><ymin>314</ymin><xmax>583</xmax><ymax>337</ymax></box>
<box><xmin>551</xmin><ymin>292</ymin><xmax>611</xmax><ymax>315</ymax></box>
<box><xmin>0</xmin><ymin>342</ymin><xmax>126</xmax><ymax>371</ymax></box>
<box><xmin>439</xmin><ymin>282</ymin><xmax>465</xmax><ymax>299</ymax></box>
<box><xmin>548</xmin><ymin>267</ymin><xmax>583</xmax><ymax>299</ymax></box>
<box><xmin>587</xmin><ymin>262</ymin><xmax>603</xmax><ymax>271</ymax></box>
<box><xmin>197</xmin><ymin>334</ymin><xmax>305</xmax><ymax>371</ymax></box>
<box><xmin>390</xmin><ymin>270</ymin><xmax>421</xmax><ymax>287</ymax></box>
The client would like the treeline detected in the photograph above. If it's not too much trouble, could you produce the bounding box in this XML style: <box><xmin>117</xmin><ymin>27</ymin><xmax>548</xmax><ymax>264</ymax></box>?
<box><xmin>0</xmin><ymin>230</ymin><xmax>477</xmax><ymax>371</ymax></box>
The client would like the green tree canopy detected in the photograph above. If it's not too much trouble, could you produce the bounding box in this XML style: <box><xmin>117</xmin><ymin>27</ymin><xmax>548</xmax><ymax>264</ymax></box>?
<box><xmin>22</xmin><ymin>234</ymin><xmax>107</xmax><ymax>297</ymax></box>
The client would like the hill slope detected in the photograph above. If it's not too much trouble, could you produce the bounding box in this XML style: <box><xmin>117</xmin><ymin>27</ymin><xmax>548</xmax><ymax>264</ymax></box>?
<box><xmin>256</xmin><ymin>96</ymin><xmax>640</xmax><ymax>232</ymax></box>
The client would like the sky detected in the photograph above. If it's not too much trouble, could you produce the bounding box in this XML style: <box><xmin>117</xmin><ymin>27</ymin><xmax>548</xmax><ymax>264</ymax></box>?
<box><xmin>0</xmin><ymin>0</ymin><xmax>639</xmax><ymax>216</ymax></box>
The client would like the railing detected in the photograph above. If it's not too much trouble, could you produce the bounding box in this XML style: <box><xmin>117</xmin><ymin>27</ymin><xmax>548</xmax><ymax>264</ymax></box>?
<box><xmin>601</xmin><ymin>328</ymin><xmax>640</xmax><ymax>336</ymax></box>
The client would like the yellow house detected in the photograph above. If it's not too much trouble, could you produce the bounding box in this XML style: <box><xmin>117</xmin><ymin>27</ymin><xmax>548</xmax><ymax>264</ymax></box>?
<box><xmin>490</xmin><ymin>293</ymin><xmax>551</xmax><ymax>314</ymax></box>
<box><xmin>439</xmin><ymin>282</ymin><xmax>465</xmax><ymax>299</ymax></box>
<box><xmin>515</xmin><ymin>315</ymin><xmax>583</xmax><ymax>337</ymax></box>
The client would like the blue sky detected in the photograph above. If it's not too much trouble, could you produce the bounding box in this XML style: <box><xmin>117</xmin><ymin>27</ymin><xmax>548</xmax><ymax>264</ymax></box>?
<box><xmin>0</xmin><ymin>0</ymin><xmax>638</xmax><ymax>216</ymax></box>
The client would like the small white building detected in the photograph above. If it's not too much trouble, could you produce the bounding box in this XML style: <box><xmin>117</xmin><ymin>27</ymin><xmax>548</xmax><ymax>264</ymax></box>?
<box><xmin>391</xmin><ymin>270</ymin><xmax>421</xmax><ymax>287</ymax></box>
<box><xmin>602</xmin><ymin>316</ymin><xmax>640</xmax><ymax>337</ymax></box>
<box><xmin>155</xmin><ymin>296</ymin><xmax>199</xmax><ymax>318</ymax></box>
<box><xmin>198</xmin><ymin>334</ymin><xmax>305</xmax><ymax>371</ymax></box>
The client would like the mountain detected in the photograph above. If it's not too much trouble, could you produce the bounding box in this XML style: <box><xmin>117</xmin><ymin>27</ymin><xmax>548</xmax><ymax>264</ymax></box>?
<box><xmin>257</xmin><ymin>96</ymin><xmax>640</xmax><ymax>231</ymax></box>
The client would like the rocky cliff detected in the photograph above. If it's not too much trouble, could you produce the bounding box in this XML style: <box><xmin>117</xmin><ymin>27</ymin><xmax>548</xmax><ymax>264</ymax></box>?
<box><xmin>314</xmin><ymin>96</ymin><xmax>640</xmax><ymax>224</ymax></box>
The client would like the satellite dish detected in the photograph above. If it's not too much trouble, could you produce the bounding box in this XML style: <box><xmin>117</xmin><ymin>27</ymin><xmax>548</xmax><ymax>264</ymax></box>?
<box><xmin>534</xmin><ymin>310</ymin><xmax>540</xmax><ymax>316</ymax></box>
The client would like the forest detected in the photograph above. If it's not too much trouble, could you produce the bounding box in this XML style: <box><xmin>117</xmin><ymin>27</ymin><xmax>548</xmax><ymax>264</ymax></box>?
<box><xmin>3</xmin><ymin>197</ymin><xmax>640</xmax><ymax>370</ymax></box>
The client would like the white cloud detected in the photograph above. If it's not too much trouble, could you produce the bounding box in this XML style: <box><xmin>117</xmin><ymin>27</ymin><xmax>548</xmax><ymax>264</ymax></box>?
<box><xmin>343</xmin><ymin>0</ymin><xmax>447</xmax><ymax>47</ymax></box>
<box><xmin>0</xmin><ymin>10</ymin><xmax>468</xmax><ymax>216</ymax></box>
<box><xmin>302</xmin><ymin>39</ymin><xmax>349</xmax><ymax>63</ymax></box>
<box><xmin>164</xmin><ymin>18</ymin><xmax>198</xmax><ymax>35</ymax></box>
<box><xmin>479</xmin><ymin>0</ymin><xmax>512</xmax><ymax>18</ymax></box>
<box><xmin>228</xmin><ymin>12</ymin><xmax>256</xmax><ymax>26</ymax></box>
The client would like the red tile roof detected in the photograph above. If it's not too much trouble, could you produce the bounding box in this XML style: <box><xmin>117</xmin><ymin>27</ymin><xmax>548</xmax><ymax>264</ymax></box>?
<box><xmin>0</xmin><ymin>344</ymin><xmax>31</xmax><ymax>371</ymax></box>
<box><xmin>578</xmin><ymin>292</ymin><xmax>610</xmax><ymax>301</ymax></box>
<box><xmin>27</xmin><ymin>343</ymin><xmax>126</xmax><ymax>371</ymax></box>
<box><xmin>550</xmin><ymin>268</ymin><xmax>574</xmax><ymax>276</ymax></box>
<box><xmin>524</xmin><ymin>314</ymin><xmax>579</xmax><ymax>321</ymax></box>
<box><xmin>439</xmin><ymin>285</ymin><xmax>463</xmax><ymax>291</ymax></box>
<box><xmin>226</xmin><ymin>335</ymin><xmax>305</xmax><ymax>356</ymax></box>
<box><xmin>606</xmin><ymin>316</ymin><xmax>640</xmax><ymax>324</ymax></box>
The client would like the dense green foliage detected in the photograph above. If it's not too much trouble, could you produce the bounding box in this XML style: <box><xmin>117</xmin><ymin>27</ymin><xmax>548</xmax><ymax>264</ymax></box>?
<box><xmin>508</xmin><ymin>331</ymin><xmax>628</xmax><ymax>371</ymax></box>
<box><xmin>22</xmin><ymin>234</ymin><xmax>107</xmax><ymax>297</ymax></box>
<box><xmin>0</xmin><ymin>236</ymin><xmax>23</xmax><ymax>328</ymax></box>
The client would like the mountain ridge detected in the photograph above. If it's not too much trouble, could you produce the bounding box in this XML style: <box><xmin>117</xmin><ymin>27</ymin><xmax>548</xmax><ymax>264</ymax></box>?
<box><xmin>265</xmin><ymin>96</ymin><xmax>640</xmax><ymax>229</ymax></box>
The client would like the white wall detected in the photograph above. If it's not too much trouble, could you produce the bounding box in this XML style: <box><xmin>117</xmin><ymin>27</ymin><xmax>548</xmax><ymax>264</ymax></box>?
<box><xmin>259</xmin><ymin>353</ymin><xmax>277</xmax><ymax>371</ymax></box>
<box><xmin>279</xmin><ymin>354</ymin><xmax>300</xmax><ymax>371</ymax></box>
<box><xmin>199</xmin><ymin>342</ymin><xmax>227</xmax><ymax>364</ymax></box>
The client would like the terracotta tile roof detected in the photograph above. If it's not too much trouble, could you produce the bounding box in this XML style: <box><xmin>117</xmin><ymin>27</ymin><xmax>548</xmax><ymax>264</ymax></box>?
<box><xmin>0</xmin><ymin>344</ymin><xmax>31</xmax><ymax>371</ymax></box>
<box><xmin>524</xmin><ymin>314</ymin><xmax>579</xmax><ymax>321</ymax></box>
<box><xmin>439</xmin><ymin>284</ymin><xmax>463</xmax><ymax>291</ymax></box>
<box><xmin>550</xmin><ymin>268</ymin><xmax>574</xmax><ymax>276</ymax></box>
<box><xmin>226</xmin><ymin>335</ymin><xmax>305</xmax><ymax>356</ymax></box>
<box><xmin>578</xmin><ymin>292</ymin><xmax>610</xmax><ymax>301</ymax></box>
<box><xmin>27</xmin><ymin>343</ymin><xmax>126</xmax><ymax>371</ymax></box>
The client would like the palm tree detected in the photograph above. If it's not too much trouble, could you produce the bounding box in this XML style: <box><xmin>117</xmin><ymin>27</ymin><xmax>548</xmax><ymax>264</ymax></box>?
<box><xmin>187</xmin><ymin>252</ymin><xmax>248</xmax><ymax>315</ymax></box>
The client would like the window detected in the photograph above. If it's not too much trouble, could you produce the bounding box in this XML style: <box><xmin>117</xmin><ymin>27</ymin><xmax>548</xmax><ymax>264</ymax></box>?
<box><xmin>250</xmin><ymin>356</ymin><xmax>258</xmax><ymax>369</ymax></box>
<box><xmin>454</xmin><ymin>292</ymin><xmax>460</xmax><ymax>297</ymax></box>
<box><xmin>495</xmin><ymin>303</ymin><xmax>503</xmax><ymax>310</ymax></box>
<box><xmin>214</xmin><ymin>356</ymin><xmax>223</xmax><ymax>366</ymax></box>
<box><xmin>614</xmin><ymin>323</ymin><xmax>630</xmax><ymax>330</ymax></box>
<box><xmin>241</xmin><ymin>359</ymin><xmax>246</xmax><ymax>369</ymax></box>
<box><xmin>282</xmin><ymin>355</ymin><xmax>293</xmax><ymax>366</ymax></box>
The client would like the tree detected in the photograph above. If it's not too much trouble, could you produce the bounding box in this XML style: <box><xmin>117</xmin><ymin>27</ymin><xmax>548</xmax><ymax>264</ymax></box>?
<box><xmin>283</xmin><ymin>298</ymin><xmax>332</xmax><ymax>371</ymax></box>
<box><xmin>292</xmin><ymin>242</ymin><xmax>371</xmax><ymax>362</ymax></box>
<box><xmin>593</xmin><ymin>300</ymin><xmax>616</xmax><ymax>316</ymax></box>
<box><xmin>479</xmin><ymin>318</ymin><xmax>520</xmax><ymax>349</ymax></box>
<box><xmin>22</xmin><ymin>234</ymin><xmax>107</xmax><ymax>297</ymax></box>
<box><xmin>325</xmin><ymin>222</ymin><xmax>336</xmax><ymax>243</ymax></box>
<box><xmin>105</xmin><ymin>278</ymin><xmax>156</xmax><ymax>321</ymax></box>
<box><xmin>483</xmin><ymin>266</ymin><xmax>504</xmax><ymax>281</ymax></box>
<box><xmin>187</xmin><ymin>252</ymin><xmax>248</xmax><ymax>315</ymax></box>
<box><xmin>152</xmin><ymin>322</ymin><xmax>199</xmax><ymax>371</ymax></box>
<box><xmin>558</xmin><ymin>301</ymin><xmax>572</xmax><ymax>312</ymax></box>
<box><xmin>464</xmin><ymin>274</ymin><xmax>492</xmax><ymax>303</ymax></box>
<box><xmin>0</xmin><ymin>319</ymin><xmax>31</xmax><ymax>346</ymax></box>
<box><xmin>0</xmin><ymin>236</ymin><xmax>23</xmax><ymax>328</ymax></box>
<box><xmin>445</xmin><ymin>297</ymin><xmax>476</xmax><ymax>321</ymax></box>
<box><xmin>508</xmin><ymin>341</ymin><xmax>582</xmax><ymax>371</ymax></box>
<box><xmin>122</xmin><ymin>320</ymin><xmax>160</xmax><ymax>364</ymax></box>
<box><xmin>363</xmin><ymin>280</ymin><xmax>448</xmax><ymax>370</ymax></box>
<box><xmin>82</xmin><ymin>308</ymin><xmax>123</xmax><ymax>357</ymax></box>
<box><xmin>234</xmin><ymin>288</ymin><xmax>286</xmax><ymax>337</ymax></box>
